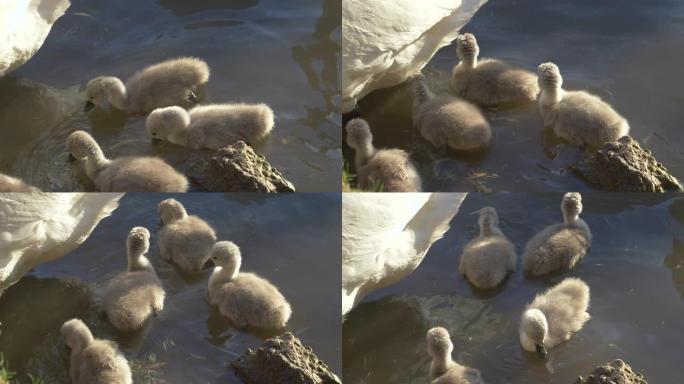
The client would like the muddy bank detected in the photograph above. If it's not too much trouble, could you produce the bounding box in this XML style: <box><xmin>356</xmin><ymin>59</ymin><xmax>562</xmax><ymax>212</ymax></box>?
<box><xmin>575</xmin><ymin>359</ymin><xmax>647</xmax><ymax>384</ymax></box>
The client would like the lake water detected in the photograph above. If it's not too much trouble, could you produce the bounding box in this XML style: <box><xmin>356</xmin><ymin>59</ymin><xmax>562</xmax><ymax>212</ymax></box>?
<box><xmin>344</xmin><ymin>0</ymin><xmax>684</xmax><ymax>192</ymax></box>
<box><xmin>343</xmin><ymin>192</ymin><xmax>684</xmax><ymax>383</ymax></box>
<box><xmin>0</xmin><ymin>193</ymin><xmax>341</xmax><ymax>383</ymax></box>
<box><xmin>0</xmin><ymin>0</ymin><xmax>341</xmax><ymax>192</ymax></box>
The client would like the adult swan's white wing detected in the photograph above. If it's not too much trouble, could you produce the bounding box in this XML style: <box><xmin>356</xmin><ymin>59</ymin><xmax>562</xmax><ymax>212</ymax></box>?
<box><xmin>0</xmin><ymin>193</ymin><xmax>123</xmax><ymax>295</ymax></box>
<box><xmin>342</xmin><ymin>193</ymin><xmax>467</xmax><ymax>315</ymax></box>
<box><xmin>0</xmin><ymin>0</ymin><xmax>71</xmax><ymax>78</ymax></box>
<box><xmin>341</xmin><ymin>0</ymin><xmax>488</xmax><ymax>113</ymax></box>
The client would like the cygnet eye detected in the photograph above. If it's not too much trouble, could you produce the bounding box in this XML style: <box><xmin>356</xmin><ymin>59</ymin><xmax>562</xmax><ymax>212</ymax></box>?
<box><xmin>89</xmin><ymin>96</ymin><xmax>94</xmax><ymax>100</ymax></box>
<box><xmin>152</xmin><ymin>132</ymin><xmax>156</xmax><ymax>136</ymax></box>
<box><xmin>212</xmin><ymin>256</ymin><xmax>217</xmax><ymax>260</ymax></box>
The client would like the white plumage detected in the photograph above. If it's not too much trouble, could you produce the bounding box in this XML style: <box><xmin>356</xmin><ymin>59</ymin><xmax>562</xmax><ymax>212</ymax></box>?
<box><xmin>342</xmin><ymin>193</ymin><xmax>467</xmax><ymax>315</ymax></box>
<box><xmin>0</xmin><ymin>0</ymin><xmax>71</xmax><ymax>78</ymax></box>
<box><xmin>0</xmin><ymin>192</ymin><xmax>122</xmax><ymax>295</ymax></box>
<box><xmin>341</xmin><ymin>0</ymin><xmax>488</xmax><ymax>112</ymax></box>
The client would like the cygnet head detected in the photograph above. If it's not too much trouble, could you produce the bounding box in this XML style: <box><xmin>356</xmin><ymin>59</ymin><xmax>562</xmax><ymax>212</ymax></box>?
<box><xmin>408</xmin><ymin>73</ymin><xmax>432</xmax><ymax>107</ymax></box>
<box><xmin>61</xmin><ymin>318</ymin><xmax>94</xmax><ymax>350</ymax></box>
<box><xmin>146</xmin><ymin>106</ymin><xmax>190</xmax><ymax>142</ymax></box>
<box><xmin>345</xmin><ymin>118</ymin><xmax>374</xmax><ymax>152</ymax></box>
<box><xmin>211</xmin><ymin>241</ymin><xmax>242</xmax><ymax>279</ymax></box>
<box><xmin>456</xmin><ymin>33</ymin><xmax>479</xmax><ymax>65</ymax></box>
<box><xmin>561</xmin><ymin>192</ymin><xmax>583</xmax><ymax>224</ymax></box>
<box><xmin>85</xmin><ymin>76</ymin><xmax>126</xmax><ymax>112</ymax></box>
<box><xmin>127</xmin><ymin>226</ymin><xmax>151</xmax><ymax>271</ymax></box>
<box><xmin>474</xmin><ymin>206</ymin><xmax>499</xmax><ymax>235</ymax></box>
<box><xmin>426</xmin><ymin>327</ymin><xmax>454</xmax><ymax>359</ymax></box>
<box><xmin>521</xmin><ymin>308</ymin><xmax>549</xmax><ymax>359</ymax></box>
<box><xmin>537</xmin><ymin>62</ymin><xmax>562</xmax><ymax>90</ymax></box>
<box><xmin>157</xmin><ymin>198</ymin><xmax>188</xmax><ymax>224</ymax></box>
<box><xmin>66</xmin><ymin>130</ymin><xmax>103</xmax><ymax>161</ymax></box>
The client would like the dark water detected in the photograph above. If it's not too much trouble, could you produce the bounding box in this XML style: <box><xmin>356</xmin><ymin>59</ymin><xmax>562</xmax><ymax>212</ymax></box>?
<box><xmin>0</xmin><ymin>193</ymin><xmax>341</xmax><ymax>383</ymax></box>
<box><xmin>0</xmin><ymin>0</ymin><xmax>341</xmax><ymax>192</ymax></box>
<box><xmin>343</xmin><ymin>192</ymin><xmax>684</xmax><ymax>383</ymax></box>
<box><xmin>343</xmin><ymin>0</ymin><xmax>684</xmax><ymax>192</ymax></box>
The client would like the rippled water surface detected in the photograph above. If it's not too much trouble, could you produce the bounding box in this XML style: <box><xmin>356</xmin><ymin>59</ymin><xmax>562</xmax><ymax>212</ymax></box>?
<box><xmin>0</xmin><ymin>193</ymin><xmax>341</xmax><ymax>383</ymax></box>
<box><xmin>343</xmin><ymin>192</ymin><xmax>684</xmax><ymax>383</ymax></box>
<box><xmin>0</xmin><ymin>0</ymin><xmax>340</xmax><ymax>192</ymax></box>
<box><xmin>343</xmin><ymin>0</ymin><xmax>684</xmax><ymax>191</ymax></box>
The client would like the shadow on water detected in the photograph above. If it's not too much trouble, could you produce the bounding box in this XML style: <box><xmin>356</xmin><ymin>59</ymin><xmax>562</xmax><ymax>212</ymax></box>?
<box><xmin>343</xmin><ymin>193</ymin><xmax>684</xmax><ymax>383</ymax></box>
<box><xmin>0</xmin><ymin>0</ymin><xmax>341</xmax><ymax>192</ymax></box>
<box><xmin>0</xmin><ymin>193</ymin><xmax>341</xmax><ymax>383</ymax></box>
<box><xmin>344</xmin><ymin>0</ymin><xmax>684</xmax><ymax>191</ymax></box>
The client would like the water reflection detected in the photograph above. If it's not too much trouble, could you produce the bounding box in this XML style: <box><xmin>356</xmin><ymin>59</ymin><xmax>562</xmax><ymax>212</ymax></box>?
<box><xmin>158</xmin><ymin>0</ymin><xmax>259</xmax><ymax>16</ymax></box>
<box><xmin>343</xmin><ymin>193</ymin><xmax>684</xmax><ymax>383</ymax></box>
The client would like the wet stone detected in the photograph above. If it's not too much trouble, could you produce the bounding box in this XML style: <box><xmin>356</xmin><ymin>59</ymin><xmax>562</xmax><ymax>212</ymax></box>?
<box><xmin>231</xmin><ymin>332</ymin><xmax>341</xmax><ymax>384</ymax></box>
<box><xmin>575</xmin><ymin>359</ymin><xmax>647</xmax><ymax>384</ymax></box>
<box><xmin>570</xmin><ymin>136</ymin><xmax>682</xmax><ymax>192</ymax></box>
<box><xmin>188</xmin><ymin>141</ymin><xmax>295</xmax><ymax>192</ymax></box>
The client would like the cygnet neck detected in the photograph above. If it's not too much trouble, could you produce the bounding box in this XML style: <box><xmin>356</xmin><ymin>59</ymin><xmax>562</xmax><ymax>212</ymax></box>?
<box><xmin>430</xmin><ymin>353</ymin><xmax>452</xmax><ymax>378</ymax></box>
<box><xmin>540</xmin><ymin>84</ymin><xmax>563</xmax><ymax>104</ymax></box>
<box><xmin>479</xmin><ymin>223</ymin><xmax>501</xmax><ymax>237</ymax></box>
<box><xmin>412</xmin><ymin>78</ymin><xmax>433</xmax><ymax>106</ymax></box>
<box><xmin>108</xmin><ymin>79</ymin><xmax>128</xmax><ymax>110</ymax></box>
<box><xmin>562</xmin><ymin>209</ymin><xmax>580</xmax><ymax>225</ymax></box>
<box><xmin>354</xmin><ymin>141</ymin><xmax>376</xmax><ymax>169</ymax></box>
<box><xmin>461</xmin><ymin>54</ymin><xmax>477</xmax><ymax>69</ymax></box>
<box><xmin>127</xmin><ymin>249</ymin><xmax>153</xmax><ymax>273</ymax></box>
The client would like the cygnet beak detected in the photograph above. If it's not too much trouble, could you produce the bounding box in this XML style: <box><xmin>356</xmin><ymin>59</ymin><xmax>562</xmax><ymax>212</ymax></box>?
<box><xmin>84</xmin><ymin>101</ymin><xmax>95</xmax><ymax>113</ymax></box>
<box><xmin>202</xmin><ymin>258</ymin><xmax>214</xmax><ymax>270</ymax></box>
<box><xmin>535</xmin><ymin>343</ymin><xmax>548</xmax><ymax>360</ymax></box>
<box><xmin>67</xmin><ymin>153</ymin><xmax>76</xmax><ymax>162</ymax></box>
<box><xmin>151</xmin><ymin>137</ymin><xmax>162</xmax><ymax>144</ymax></box>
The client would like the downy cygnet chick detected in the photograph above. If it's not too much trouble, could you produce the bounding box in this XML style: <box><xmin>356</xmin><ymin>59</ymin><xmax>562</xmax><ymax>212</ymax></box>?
<box><xmin>158</xmin><ymin>198</ymin><xmax>217</xmax><ymax>273</ymax></box>
<box><xmin>537</xmin><ymin>62</ymin><xmax>629</xmax><ymax>147</ymax></box>
<box><xmin>66</xmin><ymin>130</ymin><xmax>189</xmax><ymax>192</ymax></box>
<box><xmin>427</xmin><ymin>327</ymin><xmax>485</xmax><ymax>384</ymax></box>
<box><xmin>459</xmin><ymin>207</ymin><xmax>516</xmax><ymax>289</ymax></box>
<box><xmin>345</xmin><ymin>118</ymin><xmax>422</xmax><ymax>192</ymax></box>
<box><xmin>0</xmin><ymin>173</ymin><xmax>40</xmax><ymax>192</ymax></box>
<box><xmin>519</xmin><ymin>277</ymin><xmax>590</xmax><ymax>358</ymax></box>
<box><xmin>411</xmin><ymin>74</ymin><xmax>491</xmax><ymax>151</ymax></box>
<box><xmin>85</xmin><ymin>57</ymin><xmax>210</xmax><ymax>114</ymax></box>
<box><xmin>61</xmin><ymin>318</ymin><xmax>132</xmax><ymax>384</ymax></box>
<box><xmin>103</xmin><ymin>227</ymin><xmax>165</xmax><ymax>332</ymax></box>
<box><xmin>523</xmin><ymin>192</ymin><xmax>592</xmax><ymax>277</ymax></box>
<box><xmin>146</xmin><ymin>104</ymin><xmax>274</xmax><ymax>149</ymax></box>
<box><xmin>451</xmin><ymin>33</ymin><xmax>539</xmax><ymax>107</ymax></box>
<box><xmin>208</xmin><ymin>241</ymin><xmax>292</xmax><ymax>329</ymax></box>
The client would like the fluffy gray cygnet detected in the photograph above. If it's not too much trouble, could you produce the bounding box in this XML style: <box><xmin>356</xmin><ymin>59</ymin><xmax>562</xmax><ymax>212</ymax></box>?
<box><xmin>61</xmin><ymin>318</ymin><xmax>132</xmax><ymax>384</ymax></box>
<box><xmin>459</xmin><ymin>207</ymin><xmax>516</xmax><ymax>289</ymax></box>
<box><xmin>451</xmin><ymin>33</ymin><xmax>539</xmax><ymax>107</ymax></box>
<box><xmin>411</xmin><ymin>74</ymin><xmax>491</xmax><ymax>151</ymax></box>
<box><xmin>85</xmin><ymin>57</ymin><xmax>210</xmax><ymax>114</ymax></box>
<box><xmin>103</xmin><ymin>227</ymin><xmax>166</xmax><ymax>332</ymax></box>
<box><xmin>207</xmin><ymin>241</ymin><xmax>292</xmax><ymax>329</ymax></box>
<box><xmin>157</xmin><ymin>198</ymin><xmax>217</xmax><ymax>273</ymax></box>
<box><xmin>345</xmin><ymin>118</ymin><xmax>422</xmax><ymax>192</ymax></box>
<box><xmin>537</xmin><ymin>62</ymin><xmax>629</xmax><ymax>147</ymax></box>
<box><xmin>146</xmin><ymin>104</ymin><xmax>274</xmax><ymax>149</ymax></box>
<box><xmin>66</xmin><ymin>130</ymin><xmax>189</xmax><ymax>192</ymax></box>
<box><xmin>427</xmin><ymin>327</ymin><xmax>485</xmax><ymax>384</ymax></box>
<box><xmin>523</xmin><ymin>192</ymin><xmax>592</xmax><ymax>277</ymax></box>
<box><xmin>519</xmin><ymin>277</ymin><xmax>590</xmax><ymax>359</ymax></box>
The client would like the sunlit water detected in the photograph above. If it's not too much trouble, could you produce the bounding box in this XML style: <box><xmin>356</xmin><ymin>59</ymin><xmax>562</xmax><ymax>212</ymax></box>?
<box><xmin>0</xmin><ymin>0</ymin><xmax>341</xmax><ymax>192</ymax></box>
<box><xmin>0</xmin><ymin>193</ymin><xmax>341</xmax><ymax>383</ymax></box>
<box><xmin>343</xmin><ymin>0</ymin><xmax>684</xmax><ymax>191</ymax></box>
<box><xmin>343</xmin><ymin>192</ymin><xmax>684</xmax><ymax>383</ymax></box>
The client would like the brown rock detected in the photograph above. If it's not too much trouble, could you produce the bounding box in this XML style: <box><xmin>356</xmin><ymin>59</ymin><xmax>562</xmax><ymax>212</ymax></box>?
<box><xmin>570</xmin><ymin>136</ymin><xmax>682</xmax><ymax>192</ymax></box>
<box><xmin>231</xmin><ymin>332</ymin><xmax>340</xmax><ymax>384</ymax></box>
<box><xmin>575</xmin><ymin>359</ymin><xmax>647</xmax><ymax>384</ymax></box>
<box><xmin>189</xmin><ymin>141</ymin><xmax>295</xmax><ymax>192</ymax></box>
